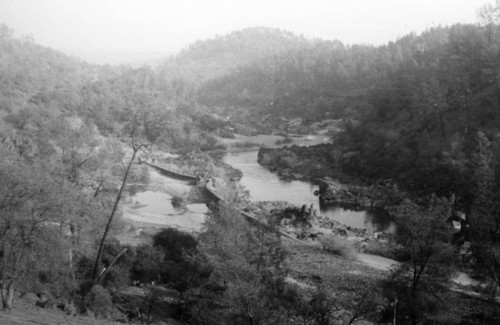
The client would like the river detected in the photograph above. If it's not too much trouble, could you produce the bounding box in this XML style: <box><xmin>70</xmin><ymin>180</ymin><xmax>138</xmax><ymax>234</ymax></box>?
<box><xmin>222</xmin><ymin>137</ymin><xmax>395</xmax><ymax>233</ymax></box>
<box><xmin>124</xmin><ymin>133</ymin><xmax>394</xmax><ymax>233</ymax></box>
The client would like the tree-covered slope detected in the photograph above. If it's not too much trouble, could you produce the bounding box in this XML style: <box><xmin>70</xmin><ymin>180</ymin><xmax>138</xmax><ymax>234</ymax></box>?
<box><xmin>192</xmin><ymin>22</ymin><xmax>500</xmax><ymax>199</ymax></box>
<box><xmin>158</xmin><ymin>27</ymin><xmax>313</xmax><ymax>82</ymax></box>
<box><xmin>0</xmin><ymin>24</ymin><xmax>94</xmax><ymax>116</ymax></box>
<box><xmin>197</xmin><ymin>24</ymin><xmax>499</xmax><ymax>128</ymax></box>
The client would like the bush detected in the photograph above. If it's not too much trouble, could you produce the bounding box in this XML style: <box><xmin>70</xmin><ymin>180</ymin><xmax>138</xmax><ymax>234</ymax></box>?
<box><xmin>153</xmin><ymin>228</ymin><xmax>212</xmax><ymax>291</ymax></box>
<box><xmin>74</xmin><ymin>253</ymin><xmax>94</xmax><ymax>283</ymax></box>
<box><xmin>130</xmin><ymin>229</ymin><xmax>214</xmax><ymax>292</ymax></box>
<box><xmin>131</xmin><ymin>244</ymin><xmax>163</xmax><ymax>284</ymax></box>
<box><xmin>153</xmin><ymin>228</ymin><xmax>198</xmax><ymax>262</ymax></box>
<box><xmin>319</xmin><ymin>235</ymin><xmax>355</xmax><ymax>259</ymax></box>
<box><xmin>84</xmin><ymin>285</ymin><xmax>113</xmax><ymax>319</ymax></box>
<box><xmin>99</xmin><ymin>239</ymin><xmax>135</xmax><ymax>289</ymax></box>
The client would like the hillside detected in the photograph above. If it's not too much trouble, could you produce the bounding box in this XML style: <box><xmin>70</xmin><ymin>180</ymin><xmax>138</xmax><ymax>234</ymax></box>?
<box><xmin>0</xmin><ymin>25</ymin><xmax>93</xmax><ymax>116</ymax></box>
<box><xmin>197</xmin><ymin>24</ymin><xmax>499</xmax><ymax>125</ymax></box>
<box><xmin>158</xmin><ymin>27</ymin><xmax>313</xmax><ymax>82</ymax></box>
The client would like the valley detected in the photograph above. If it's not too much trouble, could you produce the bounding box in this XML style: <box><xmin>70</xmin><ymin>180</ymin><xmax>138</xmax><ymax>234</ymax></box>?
<box><xmin>0</xmin><ymin>6</ymin><xmax>500</xmax><ymax>323</ymax></box>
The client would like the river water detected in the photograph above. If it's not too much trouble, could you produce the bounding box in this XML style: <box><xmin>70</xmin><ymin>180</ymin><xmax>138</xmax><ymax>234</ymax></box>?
<box><xmin>223</xmin><ymin>146</ymin><xmax>395</xmax><ymax>233</ymax></box>
<box><xmin>127</xmin><ymin>133</ymin><xmax>394</xmax><ymax>233</ymax></box>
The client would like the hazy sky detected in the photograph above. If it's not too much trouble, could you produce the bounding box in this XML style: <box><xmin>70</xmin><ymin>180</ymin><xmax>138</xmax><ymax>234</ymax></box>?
<box><xmin>0</xmin><ymin>0</ymin><xmax>491</xmax><ymax>64</ymax></box>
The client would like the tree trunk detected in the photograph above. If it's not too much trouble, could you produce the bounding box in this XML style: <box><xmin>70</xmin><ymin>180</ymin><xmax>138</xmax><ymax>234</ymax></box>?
<box><xmin>1</xmin><ymin>280</ymin><xmax>15</xmax><ymax>310</ymax></box>
<box><xmin>92</xmin><ymin>143</ymin><xmax>144</xmax><ymax>282</ymax></box>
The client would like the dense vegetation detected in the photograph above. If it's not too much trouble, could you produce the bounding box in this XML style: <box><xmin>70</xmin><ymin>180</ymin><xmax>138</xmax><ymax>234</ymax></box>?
<box><xmin>1</xmin><ymin>3</ymin><xmax>500</xmax><ymax>323</ymax></box>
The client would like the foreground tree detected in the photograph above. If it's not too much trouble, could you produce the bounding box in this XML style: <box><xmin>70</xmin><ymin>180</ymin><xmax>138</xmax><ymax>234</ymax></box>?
<box><xmin>181</xmin><ymin>201</ymin><xmax>290</xmax><ymax>324</ymax></box>
<box><xmin>468</xmin><ymin>132</ymin><xmax>500</xmax><ymax>299</ymax></box>
<box><xmin>0</xmin><ymin>153</ymin><xmax>90</xmax><ymax>309</ymax></box>
<box><xmin>384</xmin><ymin>197</ymin><xmax>455</xmax><ymax>324</ymax></box>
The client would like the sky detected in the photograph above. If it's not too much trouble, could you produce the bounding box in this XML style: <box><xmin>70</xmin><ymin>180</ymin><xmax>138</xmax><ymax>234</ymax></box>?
<box><xmin>0</xmin><ymin>0</ymin><xmax>492</xmax><ymax>64</ymax></box>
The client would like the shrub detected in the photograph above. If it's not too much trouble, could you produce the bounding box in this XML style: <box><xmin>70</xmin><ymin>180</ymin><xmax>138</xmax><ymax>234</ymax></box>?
<box><xmin>131</xmin><ymin>244</ymin><xmax>163</xmax><ymax>284</ymax></box>
<box><xmin>153</xmin><ymin>228</ymin><xmax>198</xmax><ymax>262</ymax></box>
<box><xmin>74</xmin><ymin>253</ymin><xmax>94</xmax><ymax>283</ymax></box>
<box><xmin>99</xmin><ymin>239</ymin><xmax>135</xmax><ymax>289</ymax></box>
<box><xmin>153</xmin><ymin>228</ymin><xmax>212</xmax><ymax>291</ymax></box>
<box><xmin>319</xmin><ymin>235</ymin><xmax>355</xmax><ymax>259</ymax></box>
<box><xmin>84</xmin><ymin>285</ymin><xmax>113</xmax><ymax>319</ymax></box>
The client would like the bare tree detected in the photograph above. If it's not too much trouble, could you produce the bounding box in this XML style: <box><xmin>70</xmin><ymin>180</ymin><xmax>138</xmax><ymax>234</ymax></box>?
<box><xmin>92</xmin><ymin>141</ymin><xmax>146</xmax><ymax>283</ymax></box>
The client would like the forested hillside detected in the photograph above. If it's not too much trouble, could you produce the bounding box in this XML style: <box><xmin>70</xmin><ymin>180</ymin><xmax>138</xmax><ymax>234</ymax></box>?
<box><xmin>192</xmin><ymin>23</ymin><xmax>500</xmax><ymax>198</ymax></box>
<box><xmin>198</xmin><ymin>24</ymin><xmax>499</xmax><ymax>125</ymax></box>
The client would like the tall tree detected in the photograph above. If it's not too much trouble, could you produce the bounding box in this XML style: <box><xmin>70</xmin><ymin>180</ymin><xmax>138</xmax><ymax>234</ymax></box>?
<box><xmin>469</xmin><ymin>132</ymin><xmax>500</xmax><ymax>295</ymax></box>
<box><xmin>0</xmin><ymin>154</ymin><xmax>89</xmax><ymax>309</ymax></box>
<box><xmin>385</xmin><ymin>197</ymin><xmax>455</xmax><ymax>324</ymax></box>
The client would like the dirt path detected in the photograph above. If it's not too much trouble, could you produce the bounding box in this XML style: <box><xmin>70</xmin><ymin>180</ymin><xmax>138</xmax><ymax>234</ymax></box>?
<box><xmin>356</xmin><ymin>253</ymin><xmax>398</xmax><ymax>271</ymax></box>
